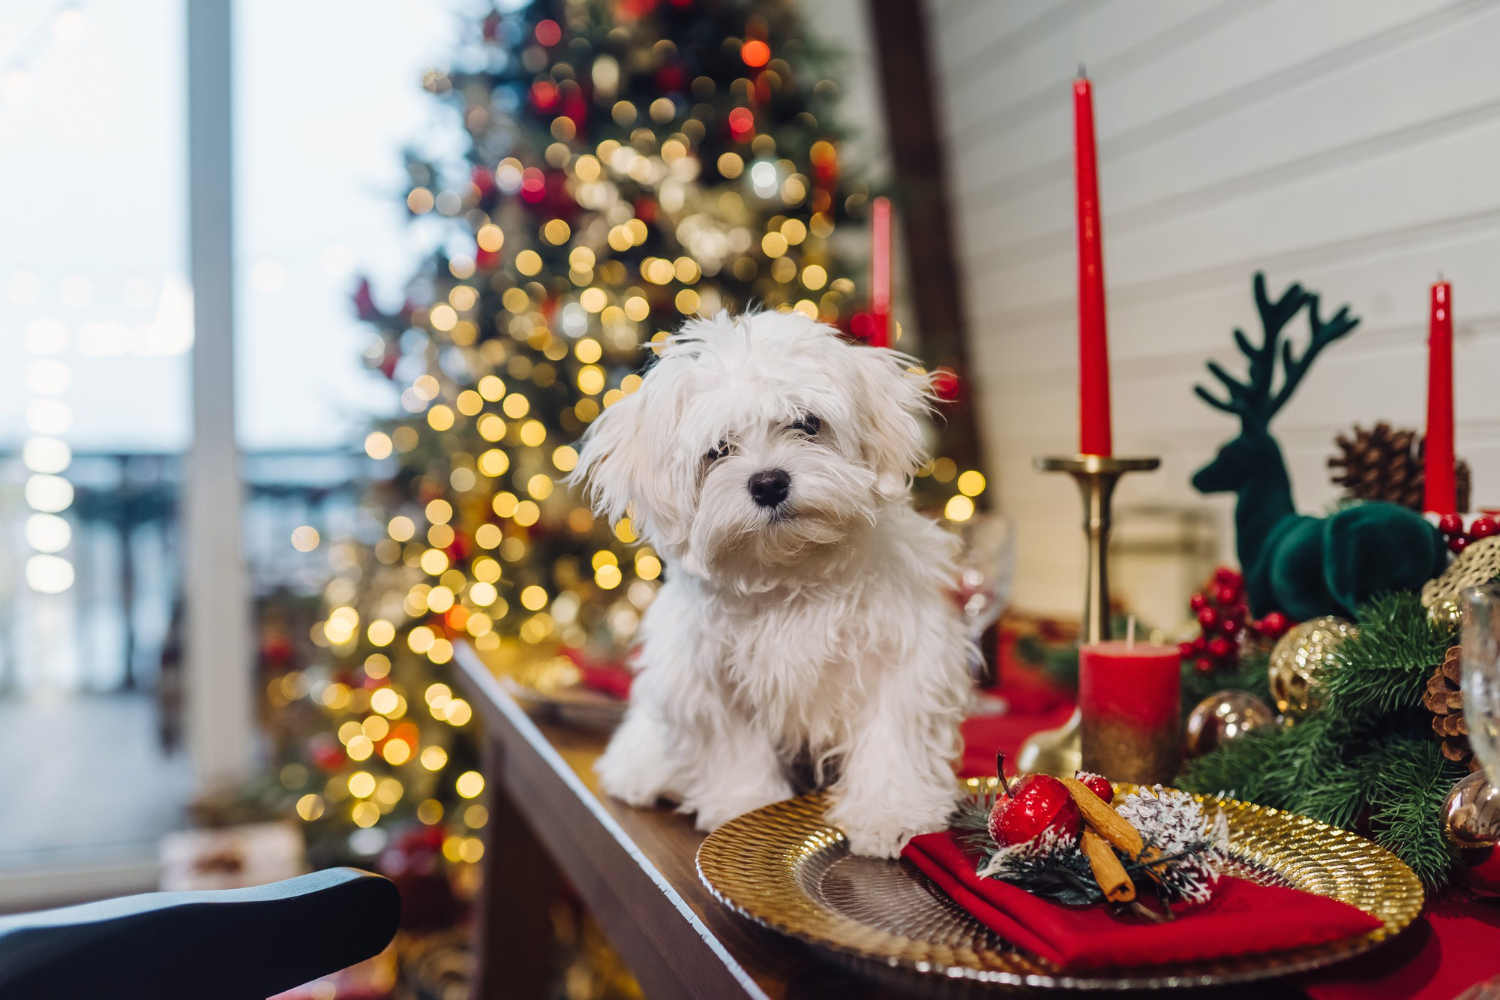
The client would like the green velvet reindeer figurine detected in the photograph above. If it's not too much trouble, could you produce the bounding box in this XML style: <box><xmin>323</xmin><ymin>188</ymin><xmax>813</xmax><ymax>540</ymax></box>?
<box><xmin>1191</xmin><ymin>273</ymin><xmax>1446</xmax><ymax>621</ymax></box>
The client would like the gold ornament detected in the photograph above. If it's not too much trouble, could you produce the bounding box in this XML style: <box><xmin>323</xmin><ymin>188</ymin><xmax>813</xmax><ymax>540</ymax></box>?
<box><xmin>1429</xmin><ymin>597</ymin><xmax>1464</xmax><ymax>630</ymax></box>
<box><xmin>1443</xmin><ymin>770</ymin><xmax>1500</xmax><ymax>849</ymax></box>
<box><xmin>1268</xmin><ymin>616</ymin><xmax>1358</xmax><ymax>721</ymax></box>
<box><xmin>1184</xmin><ymin>690</ymin><xmax>1276</xmax><ymax>758</ymax></box>
<box><xmin>1423</xmin><ymin>535</ymin><xmax>1500</xmax><ymax>622</ymax></box>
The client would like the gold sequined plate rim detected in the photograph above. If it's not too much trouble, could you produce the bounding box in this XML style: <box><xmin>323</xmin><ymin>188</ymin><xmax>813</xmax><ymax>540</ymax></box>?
<box><xmin>696</xmin><ymin>779</ymin><xmax>1424</xmax><ymax>991</ymax></box>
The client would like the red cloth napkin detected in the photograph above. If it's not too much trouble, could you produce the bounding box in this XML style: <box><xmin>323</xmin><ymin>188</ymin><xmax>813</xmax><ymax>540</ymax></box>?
<box><xmin>903</xmin><ymin>830</ymin><xmax>1382</xmax><ymax>971</ymax></box>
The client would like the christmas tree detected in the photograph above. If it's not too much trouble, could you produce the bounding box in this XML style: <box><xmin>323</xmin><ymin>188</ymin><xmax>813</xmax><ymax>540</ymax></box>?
<box><xmin>267</xmin><ymin>0</ymin><xmax>988</xmax><ymax>871</ymax></box>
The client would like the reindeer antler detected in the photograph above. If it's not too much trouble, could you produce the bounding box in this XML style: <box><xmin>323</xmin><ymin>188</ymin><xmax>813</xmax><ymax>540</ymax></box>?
<box><xmin>1195</xmin><ymin>272</ymin><xmax>1359</xmax><ymax>432</ymax></box>
<box><xmin>1269</xmin><ymin>291</ymin><xmax>1359</xmax><ymax>413</ymax></box>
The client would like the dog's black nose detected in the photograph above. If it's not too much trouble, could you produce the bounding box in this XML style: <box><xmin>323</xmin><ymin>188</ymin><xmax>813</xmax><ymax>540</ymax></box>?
<box><xmin>748</xmin><ymin>469</ymin><xmax>790</xmax><ymax>508</ymax></box>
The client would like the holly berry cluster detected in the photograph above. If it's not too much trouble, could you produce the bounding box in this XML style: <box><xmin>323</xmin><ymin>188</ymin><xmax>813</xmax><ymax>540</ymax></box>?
<box><xmin>1437</xmin><ymin>512</ymin><xmax>1500</xmax><ymax>554</ymax></box>
<box><xmin>1178</xmin><ymin>568</ymin><xmax>1291</xmax><ymax>674</ymax></box>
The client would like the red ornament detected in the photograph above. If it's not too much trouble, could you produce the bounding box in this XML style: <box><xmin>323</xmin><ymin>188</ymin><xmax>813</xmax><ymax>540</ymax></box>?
<box><xmin>1451</xmin><ymin>535</ymin><xmax>1471</xmax><ymax>554</ymax></box>
<box><xmin>1075</xmin><ymin>771</ymin><xmax>1113</xmax><ymax>803</ymax></box>
<box><xmin>1260</xmin><ymin>611</ymin><xmax>1289</xmax><ymax>637</ymax></box>
<box><xmin>932</xmin><ymin>367</ymin><xmax>961</xmax><ymax>401</ymax></box>
<box><xmin>1470</xmin><ymin>517</ymin><xmax>1499</xmax><ymax>540</ymax></box>
<box><xmin>310</xmin><ymin>736</ymin><xmax>346</xmax><ymax>773</ymax></box>
<box><xmin>1438</xmin><ymin>512</ymin><xmax>1465</xmax><ymax>538</ymax></box>
<box><xmin>987</xmin><ymin>753</ymin><xmax>1081</xmax><ymax>847</ymax></box>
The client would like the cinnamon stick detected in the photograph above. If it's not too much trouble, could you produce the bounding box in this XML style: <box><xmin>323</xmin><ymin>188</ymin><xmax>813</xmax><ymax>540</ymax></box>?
<box><xmin>1080</xmin><ymin>828</ymin><xmax>1135</xmax><ymax>903</ymax></box>
<box><xmin>1060</xmin><ymin>777</ymin><xmax>1143</xmax><ymax>856</ymax></box>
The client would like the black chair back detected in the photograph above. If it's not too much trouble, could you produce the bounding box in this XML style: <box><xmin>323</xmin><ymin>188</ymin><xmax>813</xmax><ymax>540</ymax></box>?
<box><xmin>0</xmin><ymin>867</ymin><xmax>400</xmax><ymax>1000</ymax></box>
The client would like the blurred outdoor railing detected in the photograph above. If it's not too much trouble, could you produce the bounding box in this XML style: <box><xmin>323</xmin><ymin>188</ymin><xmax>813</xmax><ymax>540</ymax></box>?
<box><xmin>0</xmin><ymin>449</ymin><xmax>363</xmax><ymax>701</ymax></box>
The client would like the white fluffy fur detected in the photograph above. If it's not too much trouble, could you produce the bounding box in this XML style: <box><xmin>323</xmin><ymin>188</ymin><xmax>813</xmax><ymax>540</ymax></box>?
<box><xmin>572</xmin><ymin>311</ymin><xmax>972</xmax><ymax>857</ymax></box>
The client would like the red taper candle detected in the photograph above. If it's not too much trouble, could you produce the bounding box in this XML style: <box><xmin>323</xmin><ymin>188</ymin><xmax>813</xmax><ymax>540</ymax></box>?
<box><xmin>1074</xmin><ymin>73</ymin><xmax>1112</xmax><ymax>457</ymax></box>
<box><xmin>1423</xmin><ymin>279</ymin><xmax>1456</xmax><ymax>515</ymax></box>
<box><xmin>870</xmin><ymin>196</ymin><xmax>892</xmax><ymax>348</ymax></box>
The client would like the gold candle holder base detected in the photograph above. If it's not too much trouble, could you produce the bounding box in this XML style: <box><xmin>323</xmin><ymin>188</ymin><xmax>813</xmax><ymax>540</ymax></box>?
<box><xmin>1015</xmin><ymin>454</ymin><xmax>1161</xmax><ymax>776</ymax></box>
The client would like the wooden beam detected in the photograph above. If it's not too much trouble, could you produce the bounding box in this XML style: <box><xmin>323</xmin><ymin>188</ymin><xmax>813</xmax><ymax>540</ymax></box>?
<box><xmin>867</xmin><ymin>0</ymin><xmax>982</xmax><ymax>469</ymax></box>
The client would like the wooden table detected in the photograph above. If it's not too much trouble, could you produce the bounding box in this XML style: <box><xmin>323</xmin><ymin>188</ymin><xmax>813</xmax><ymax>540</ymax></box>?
<box><xmin>453</xmin><ymin>642</ymin><xmax>929</xmax><ymax>1000</ymax></box>
<box><xmin>453</xmin><ymin>643</ymin><xmax>1280</xmax><ymax>1000</ymax></box>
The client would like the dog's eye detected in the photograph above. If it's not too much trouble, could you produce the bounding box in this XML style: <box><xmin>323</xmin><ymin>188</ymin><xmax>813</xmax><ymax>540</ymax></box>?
<box><xmin>705</xmin><ymin>440</ymin><xmax>729</xmax><ymax>462</ymax></box>
<box><xmin>791</xmin><ymin>414</ymin><xmax>821</xmax><ymax>436</ymax></box>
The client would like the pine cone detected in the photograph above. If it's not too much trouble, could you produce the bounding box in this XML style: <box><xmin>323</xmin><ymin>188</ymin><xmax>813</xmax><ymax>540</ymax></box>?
<box><xmin>1329</xmin><ymin>423</ymin><xmax>1471</xmax><ymax>512</ymax></box>
<box><xmin>1424</xmin><ymin>646</ymin><xmax>1481</xmax><ymax>772</ymax></box>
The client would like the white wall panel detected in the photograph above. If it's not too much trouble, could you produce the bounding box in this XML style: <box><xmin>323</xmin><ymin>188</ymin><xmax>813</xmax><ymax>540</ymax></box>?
<box><xmin>927</xmin><ymin>0</ymin><xmax>1500</xmax><ymax>620</ymax></box>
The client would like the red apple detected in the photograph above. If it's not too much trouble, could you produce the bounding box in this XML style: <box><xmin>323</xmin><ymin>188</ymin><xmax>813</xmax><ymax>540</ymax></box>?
<box><xmin>987</xmin><ymin>753</ymin><xmax>1081</xmax><ymax>847</ymax></box>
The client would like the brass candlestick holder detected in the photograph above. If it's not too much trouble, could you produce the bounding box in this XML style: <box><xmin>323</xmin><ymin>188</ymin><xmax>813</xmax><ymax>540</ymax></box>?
<box><xmin>1015</xmin><ymin>454</ymin><xmax>1161</xmax><ymax>776</ymax></box>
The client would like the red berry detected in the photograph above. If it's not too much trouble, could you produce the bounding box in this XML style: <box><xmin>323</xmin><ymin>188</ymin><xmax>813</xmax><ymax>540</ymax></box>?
<box><xmin>1075</xmin><ymin>772</ymin><xmax>1113</xmax><ymax>803</ymax></box>
<box><xmin>1470</xmin><ymin>517</ymin><xmax>1499</xmax><ymax>540</ymax></box>
<box><xmin>1260</xmin><ymin>611</ymin><xmax>1289</xmax><ymax>637</ymax></box>
<box><xmin>1189</xmin><ymin>592</ymin><xmax>1209</xmax><ymax>613</ymax></box>
<box><xmin>1451</xmin><ymin>535</ymin><xmax>1470</xmax><ymax>554</ymax></box>
<box><xmin>1214</xmin><ymin>584</ymin><xmax>1241</xmax><ymax>607</ymax></box>
<box><xmin>1214</xmin><ymin>567</ymin><xmax>1243</xmax><ymax>588</ymax></box>
<box><xmin>1438</xmin><ymin>513</ymin><xmax>1465</xmax><ymax>538</ymax></box>
<box><xmin>1197</xmin><ymin>606</ymin><xmax>1220</xmax><ymax>630</ymax></box>
<box><xmin>1219</xmin><ymin>614</ymin><xmax>1242</xmax><ymax>635</ymax></box>
<box><xmin>1208</xmin><ymin>637</ymin><xmax>1234</xmax><ymax>659</ymax></box>
<box><xmin>1191</xmin><ymin>635</ymin><xmax>1209</xmax><ymax>654</ymax></box>
<box><xmin>1194</xmin><ymin>657</ymin><xmax>1214</xmax><ymax>674</ymax></box>
<box><xmin>1178</xmin><ymin>642</ymin><xmax>1196</xmax><ymax>659</ymax></box>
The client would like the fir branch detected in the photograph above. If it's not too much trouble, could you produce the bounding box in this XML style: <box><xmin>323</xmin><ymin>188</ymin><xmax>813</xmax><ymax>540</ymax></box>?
<box><xmin>1365</xmin><ymin>736</ymin><xmax>1466</xmax><ymax>889</ymax></box>
<box><xmin>1181</xmin><ymin>648</ymin><xmax>1272</xmax><ymax>712</ymax></box>
<box><xmin>1323</xmin><ymin>593</ymin><xmax>1455</xmax><ymax>730</ymax></box>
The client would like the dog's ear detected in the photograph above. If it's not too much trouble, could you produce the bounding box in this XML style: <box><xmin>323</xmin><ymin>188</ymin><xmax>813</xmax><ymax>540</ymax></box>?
<box><xmin>570</xmin><ymin>383</ymin><xmax>653</xmax><ymax>527</ymax></box>
<box><xmin>849</xmin><ymin>345</ymin><xmax>935</xmax><ymax>500</ymax></box>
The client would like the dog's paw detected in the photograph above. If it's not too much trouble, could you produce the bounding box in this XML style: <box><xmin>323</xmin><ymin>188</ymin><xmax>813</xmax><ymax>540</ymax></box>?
<box><xmin>685</xmin><ymin>785</ymin><xmax>793</xmax><ymax>832</ymax></box>
<box><xmin>829</xmin><ymin>801</ymin><xmax>949</xmax><ymax>859</ymax></box>
<box><xmin>837</xmin><ymin>818</ymin><xmax>922</xmax><ymax>859</ymax></box>
<box><xmin>595</xmin><ymin>716</ymin><xmax>676</xmax><ymax>808</ymax></box>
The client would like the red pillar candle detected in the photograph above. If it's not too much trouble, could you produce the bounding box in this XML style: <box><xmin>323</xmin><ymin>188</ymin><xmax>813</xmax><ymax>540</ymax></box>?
<box><xmin>1078</xmin><ymin>641</ymin><xmax>1181</xmax><ymax>784</ymax></box>
<box><xmin>1423</xmin><ymin>280</ymin><xmax>1456</xmax><ymax>515</ymax></box>
<box><xmin>870</xmin><ymin>196</ymin><xmax>892</xmax><ymax>348</ymax></box>
<box><xmin>1074</xmin><ymin>74</ymin><xmax>1112</xmax><ymax>457</ymax></box>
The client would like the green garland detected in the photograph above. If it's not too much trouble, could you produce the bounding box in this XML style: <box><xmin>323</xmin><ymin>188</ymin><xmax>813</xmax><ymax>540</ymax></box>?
<box><xmin>1178</xmin><ymin>592</ymin><xmax>1466</xmax><ymax>888</ymax></box>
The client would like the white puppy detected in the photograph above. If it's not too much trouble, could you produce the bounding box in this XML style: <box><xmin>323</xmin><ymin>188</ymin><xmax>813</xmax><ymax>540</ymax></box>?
<box><xmin>573</xmin><ymin>310</ymin><xmax>971</xmax><ymax>857</ymax></box>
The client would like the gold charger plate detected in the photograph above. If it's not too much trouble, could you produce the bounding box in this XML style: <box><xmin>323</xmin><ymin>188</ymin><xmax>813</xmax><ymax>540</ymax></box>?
<box><xmin>696</xmin><ymin>778</ymin><xmax>1424</xmax><ymax>990</ymax></box>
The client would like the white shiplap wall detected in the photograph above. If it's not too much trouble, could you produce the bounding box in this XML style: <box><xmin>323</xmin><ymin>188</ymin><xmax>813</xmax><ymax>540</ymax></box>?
<box><xmin>926</xmin><ymin>0</ymin><xmax>1500</xmax><ymax>621</ymax></box>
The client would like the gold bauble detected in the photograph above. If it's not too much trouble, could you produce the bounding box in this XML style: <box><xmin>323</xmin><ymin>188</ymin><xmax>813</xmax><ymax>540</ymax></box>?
<box><xmin>1428</xmin><ymin>597</ymin><xmax>1464</xmax><ymax>630</ymax></box>
<box><xmin>1267</xmin><ymin>616</ymin><xmax>1358</xmax><ymax>720</ymax></box>
<box><xmin>1443</xmin><ymin>770</ymin><xmax>1500</xmax><ymax>850</ymax></box>
<box><xmin>1184</xmin><ymin>690</ymin><xmax>1276</xmax><ymax>758</ymax></box>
